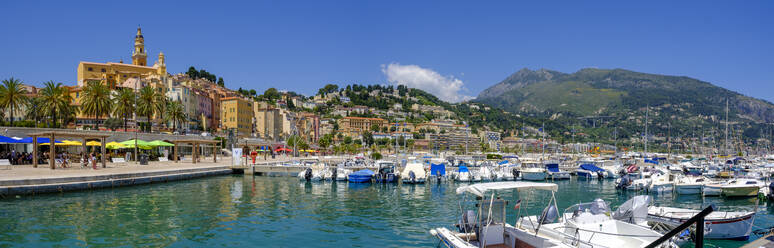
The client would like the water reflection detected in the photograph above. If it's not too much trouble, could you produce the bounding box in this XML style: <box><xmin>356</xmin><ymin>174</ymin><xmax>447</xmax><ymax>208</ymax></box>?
<box><xmin>0</xmin><ymin>176</ymin><xmax>768</xmax><ymax>247</ymax></box>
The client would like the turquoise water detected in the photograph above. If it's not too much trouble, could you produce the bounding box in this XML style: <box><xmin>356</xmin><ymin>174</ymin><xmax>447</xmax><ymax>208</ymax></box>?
<box><xmin>1</xmin><ymin>175</ymin><xmax>772</xmax><ymax>247</ymax></box>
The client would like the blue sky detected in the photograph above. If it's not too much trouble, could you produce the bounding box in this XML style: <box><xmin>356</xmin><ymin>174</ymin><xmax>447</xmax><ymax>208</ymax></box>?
<box><xmin>1</xmin><ymin>1</ymin><xmax>772</xmax><ymax>103</ymax></box>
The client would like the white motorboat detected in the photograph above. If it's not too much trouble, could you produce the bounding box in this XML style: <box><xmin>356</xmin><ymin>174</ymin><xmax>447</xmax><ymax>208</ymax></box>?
<box><xmin>703</xmin><ymin>183</ymin><xmax>723</xmax><ymax>196</ymax></box>
<box><xmin>430</xmin><ymin>182</ymin><xmax>677</xmax><ymax>248</ymax></box>
<box><xmin>335</xmin><ymin>167</ymin><xmax>351</xmax><ymax>181</ymax></box>
<box><xmin>674</xmin><ymin>176</ymin><xmax>706</xmax><ymax>195</ymax></box>
<box><xmin>520</xmin><ymin>162</ymin><xmax>546</xmax><ymax>181</ymax></box>
<box><xmin>545</xmin><ymin>162</ymin><xmax>571</xmax><ymax>180</ymax></box>
<box><xmin>649</xmin><ymin>173</ymin><xmax>674</xmax><ymax>194</ymax></box>
<box><xmin>478</xmin><ymin>166</ymin><xmax>494</xmax><ymax>181</ymax></box>
<box><xmin>576</xmin><ymin>163</ymin><xmax>603</xmax><ymax>179</ymax></box>
<box><xmin>430</xmin><ymin>182</ymin><xmax>573</xmax><ymax>248</ymax></box>
<box><xmin>648</xmin><ymin>206</ymin><xmax>755</xmax><ymax>240</ymax></box>
<box><xmin>721</xmin><ymin>179</ymin><xmax>764</xmax><ymax>197</ymax></box>
<box><xmin>456</xmin><ymin>166</ymin><xmax>472</xmax><ymax>182</ymax></box>
<box><xmin>401</xmin><ymin>162</ymin><xmax>427</xmax><ymax>184</ymax></box>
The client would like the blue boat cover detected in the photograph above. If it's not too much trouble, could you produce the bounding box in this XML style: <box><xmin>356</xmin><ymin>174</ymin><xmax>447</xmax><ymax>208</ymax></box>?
<box><xmin>498</xmin><ymin>160</ymin><xmax>509</xmax><ymax>165</ymax></box>
<box><xmin>350</xmin><ymin>169</ymin><xmax>375</xmax><ymax>176</ymax></box>
<box><xmin>579</xmin><ymin>163</ymin><xmax>604</xmax><ymax>172</ymax></box>
<box><xmin>644</xmin><ymin>159</ymin><xmax>659</xmax><ymax>165</ymax></box>
<box><xmin>430</xmin><ymin>163</ymin><xmax>446</xmax><ymax>176</ymax></box>
<box><xmin>458</xmin><ymin>165</ymin><xmax>469</xmax><ymax>173</ymax></box>
<box><xmin>545</xmin><ymin>163</ymin><xmax>560</xmax><ymax>172</ymax></box>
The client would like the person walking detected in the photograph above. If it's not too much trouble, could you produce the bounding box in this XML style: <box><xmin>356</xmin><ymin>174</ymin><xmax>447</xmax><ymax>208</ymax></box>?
<box><xmin>90</xmin><ymin>153</ymin><xmax>97</xmax><ymax>170</ymax></box>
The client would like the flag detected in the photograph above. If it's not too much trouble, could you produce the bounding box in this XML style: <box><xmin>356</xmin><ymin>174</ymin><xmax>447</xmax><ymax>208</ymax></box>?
<box><xmin>513</xmin><ymin>199</ymin><xmax>522</xmax><ymax>210</ymax></box>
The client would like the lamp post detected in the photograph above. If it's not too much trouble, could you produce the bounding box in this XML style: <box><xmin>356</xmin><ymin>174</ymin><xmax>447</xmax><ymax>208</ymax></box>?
<box><xmin>134</xmin><ymin>77</ymin><xmax>138</xmax><ymax>163</ymax></box>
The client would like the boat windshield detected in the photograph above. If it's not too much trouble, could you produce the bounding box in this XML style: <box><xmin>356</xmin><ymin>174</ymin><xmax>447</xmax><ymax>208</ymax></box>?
<box><xmin>564</xmin><ymin>199</ymin><xmax>610</xmax><ymax>216</ymax></box>
<box><xmin>478</xmin><ymin>197</ymin><xmax>508</xmax><ymax>225</ymax></box>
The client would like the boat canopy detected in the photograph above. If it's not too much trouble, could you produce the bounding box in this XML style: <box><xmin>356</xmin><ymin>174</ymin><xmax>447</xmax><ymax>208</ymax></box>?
<box><xmin>545</xmin><ymin>163</ymin><xmax>560</xmax><ymax>172</ymax></box>
<box><xmin>579</xmin><ymin>163</ymin><xmax>604</xmax><ymax>172</ymax></box>
<box><xmin>502</xmin><ymin>155</ymin><xmax>518</xmax><ymax>159</ymax></box>
<box><xmin>458</xmin><ymin>165</ymin><xmax>469</xmax><ymax>173</ymax></box>
<box><xmin>430</xmin><ymin>163</ymin><xmax>446</xmax><ymax>176</ymax></box>
<box><xmin>644</xmin><ymin>159</ymin><xmax>659</xmax><ymax>165</ymax></box>
<box><xmin>456</xmin><ymin>182</ymin><xmax>558</xmax><ymax>196</ymax></box>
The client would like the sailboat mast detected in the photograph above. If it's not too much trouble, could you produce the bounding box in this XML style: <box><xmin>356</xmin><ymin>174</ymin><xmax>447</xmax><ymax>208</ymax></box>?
<box><xmin>725</xmin><ymin>98</ymin><xmax>729</xmax><ymax>155</ymax></box>
<box><xmin>645</xmin><ymin>105</ymin><xmax>649</xmax><ymax>155</ymax></box>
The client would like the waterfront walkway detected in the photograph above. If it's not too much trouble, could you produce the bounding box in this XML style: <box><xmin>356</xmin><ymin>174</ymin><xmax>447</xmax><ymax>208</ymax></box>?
<box><xmin>0</xmin><ymin>156</ymin><xmax>286</xmax><ymax>196</ymax></box>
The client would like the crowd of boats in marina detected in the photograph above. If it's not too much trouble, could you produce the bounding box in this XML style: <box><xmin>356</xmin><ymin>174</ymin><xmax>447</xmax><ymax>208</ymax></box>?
<box><xmin>283</xmin><ymin>152</ymin><xmax>774</xmax><ymax>247</ymax></box>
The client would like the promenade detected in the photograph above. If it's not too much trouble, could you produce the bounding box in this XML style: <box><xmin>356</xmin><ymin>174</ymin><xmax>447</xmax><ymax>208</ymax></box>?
<box><xmin>0</xmin><ymin>156</ymin><xmax>258</xmax><ymax>196</ymax></box>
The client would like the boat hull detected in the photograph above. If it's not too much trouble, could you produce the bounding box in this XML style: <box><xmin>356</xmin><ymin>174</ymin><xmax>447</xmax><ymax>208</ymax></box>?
<box><xmin>722</xmin><ymin>186</ymin><xmax>759</xmax><ymax>197</ymax></box>
<box><xmin>576</xmin><ymin>170</ymin><xmax>598</xmax><ymax>179</ymax></box>
<box><xmin>648</xmin><ymin>209</ymin><xmax>754</xmax><ymax>240</ymax></box>
<box><xmin>674</xmin><ymin>184</ymin><xmax>702</xmax><ymax>195</ymax></box>
<box><xmin>521</xmin><ymin>172</ymin><xmax>546</xmax><ymax>181</ymax></box>
<box><xmin>703</xmin><ymin>185</ymin><xmax>722</xmax><ymax>196</ymax></box>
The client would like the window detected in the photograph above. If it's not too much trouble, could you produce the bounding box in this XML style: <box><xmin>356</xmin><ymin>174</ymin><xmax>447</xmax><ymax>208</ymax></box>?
<box><xmin>101</xmin><ymin>68</ymin><xmax>106</xmax><ymax>72</ymax></box>
<box><xmin>87</xmin><ymin>67</ymin><xmax>93</xmax><ymax>71</ymax></box>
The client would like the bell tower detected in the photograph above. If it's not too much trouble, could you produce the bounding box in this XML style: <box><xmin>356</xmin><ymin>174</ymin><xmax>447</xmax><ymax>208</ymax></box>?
<box><xmin>132</xmin><ymin>26</ymin><xmax>147</xmax><ymax>66</ymax></box>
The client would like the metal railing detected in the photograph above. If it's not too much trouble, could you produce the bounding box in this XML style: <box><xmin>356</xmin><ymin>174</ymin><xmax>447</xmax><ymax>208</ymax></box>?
<box><xmin>645</xmin><ymin>205</ymin><xmax>715</xmax><ymax>248</ymax></box>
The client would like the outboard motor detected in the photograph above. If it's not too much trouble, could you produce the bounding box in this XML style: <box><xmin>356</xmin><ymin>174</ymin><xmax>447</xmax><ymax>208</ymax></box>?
<box><xmin>331</xmin><ymin>169</ymin><xmax>337</xmax><ymax>182</ymax></box>
<box><xmin>409</xmin><ymin>171</ymin><xmax>416</xmax><ymax>183</ymax></box>
<box><xmin>436</xmin><ymin>170</ymin><xmax>442</xmax><ymax>183</ymax></box>
<box><xmin>458</xmin><ymin>210</ymin><xmax>476</xmax><ymax>233</ymax></box>
<box><xmin>597</xmin><ymin>171</ymin><xmax>605</xmax><ymax>179</ymax></box>
<box><xmin>303</xmin><ymin>168</ymin><xmax>313</xmax><ymax>181</ymax></box>
<box><xmin>539</xmin><ymin>205</ymin><xmax>559</xmax><ymax>224</ymax></box>
<box><xmin>768</xmin><ymin>182</ymin><xmax>774</xmax><ymax>200</ymax></box>
<box><xmin>617</xmin><ymin>177</ymin><xmax>629</xmax><ymax>189</ymax></box>
<box><xmin>512</xmin><ymin>168</ymin><xmax>520</xmax><ymax>179</ymax></box>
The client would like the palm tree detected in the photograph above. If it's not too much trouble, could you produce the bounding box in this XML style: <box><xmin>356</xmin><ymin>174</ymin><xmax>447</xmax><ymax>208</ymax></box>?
<box><xmin>24</xmin><ymin>97</ymin><xmax>44</xmax><ymax>126</ymax></box>
<box><xmin>0</xmin><ymin>78</ymin><xmax>28</xmax><ymax>126</ymax></box>
<box><xmin>80</xmin><ymin>81</ymin><xmax>113</xmax><ymax>130</ymax></box>
<box><xmin>39</xmin><ymin>81</ymin><xmax>74</xmax><ymax>128</ymax></box>
<box><xmin>137</xmin><ymin>86</ymin><xmax>159</xmax><ymax>132</ymax></box>
<box><xmin>112</xmin><ymin>88</ymin><xmax>135</xmax><ymax>131</ymax></box>
<box><xmin>154</xmin><ymin>92</ymin><xmax>168</xmax><ymax>130</ymax></box>
<box><xmin>165</xmin><ymin>101</ymin><xmax>186</xmax><ymax>132</ymax></box>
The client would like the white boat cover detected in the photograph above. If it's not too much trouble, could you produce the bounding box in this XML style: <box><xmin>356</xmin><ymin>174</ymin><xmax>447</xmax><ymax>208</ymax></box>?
<box><xmin>612</xmin><ymin>195</ymin><xmax>651</xmax><ymax>223</ymax></box>
<box><xmin>456</xmin><ymin>182</ymin><xmax>558</xmax><ymax>196</ymax></box>
<box><xmin>400</xmin><ymin>163</ymin><xmax>427</xmax><ymax>179</ymax></box>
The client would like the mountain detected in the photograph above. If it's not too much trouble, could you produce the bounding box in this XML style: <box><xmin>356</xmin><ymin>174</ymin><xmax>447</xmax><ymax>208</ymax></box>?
<box><xmin>476</xmin><ymin>68</ymin><xmax>774</xmax><ymax>124</ymax></box>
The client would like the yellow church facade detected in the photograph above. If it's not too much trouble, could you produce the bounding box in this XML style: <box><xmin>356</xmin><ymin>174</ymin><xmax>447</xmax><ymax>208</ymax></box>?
<box><xmin>76</xmin><ymin>27</ymin><xmax>167</xmax><ymax>89</ymax></box>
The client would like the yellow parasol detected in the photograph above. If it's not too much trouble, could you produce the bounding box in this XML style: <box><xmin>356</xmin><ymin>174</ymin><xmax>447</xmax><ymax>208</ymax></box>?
<box><xmin>86</xmin><ymin>141</ymin><xmax>102</xmax><ymax>146</ymax></box>
<box><xmin>106</xmin><ymin>141</ymin><xmax>127</xmax><ymax>150</ymax></box>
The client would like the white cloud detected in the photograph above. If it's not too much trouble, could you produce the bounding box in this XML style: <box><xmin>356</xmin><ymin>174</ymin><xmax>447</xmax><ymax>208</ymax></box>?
<box><xmin>381</xmin><ymin>63</ymin><xmax>473</xmax><ymax>103</ymax></box>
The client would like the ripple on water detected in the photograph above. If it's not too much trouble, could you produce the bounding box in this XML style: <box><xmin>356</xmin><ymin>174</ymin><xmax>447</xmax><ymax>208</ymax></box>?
<box><xmin>0</xmin><ymin>175</ymin><xmax>770</xmax><ymax>247</ymax></box>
